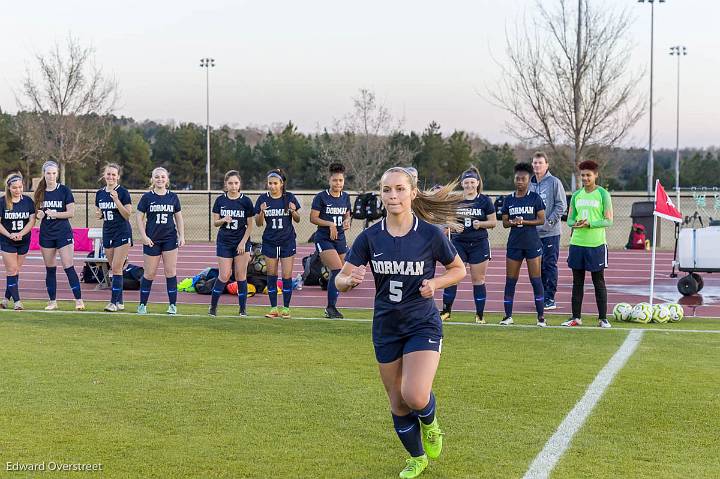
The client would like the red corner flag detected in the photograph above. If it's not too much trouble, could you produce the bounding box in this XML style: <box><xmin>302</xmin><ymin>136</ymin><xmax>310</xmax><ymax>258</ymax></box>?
<box><xmin>654</xmin><ymin>180</ymin><xmax>682</xmax><ymax>223</ymax></box>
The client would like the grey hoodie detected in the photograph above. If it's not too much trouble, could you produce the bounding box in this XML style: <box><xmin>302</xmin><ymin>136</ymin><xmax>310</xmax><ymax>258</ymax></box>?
<box><xmin>530</xmin><ymin>172</ymin><xmax>567</xmax><ymax>238</ymax></box>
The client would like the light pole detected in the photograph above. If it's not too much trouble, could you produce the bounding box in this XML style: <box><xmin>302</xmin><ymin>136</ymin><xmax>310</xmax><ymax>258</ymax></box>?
<box><xmin>638</xmin><ymin>0</ymin><xmax>665</xmax><ymax>196</ymax></box>
<box><xmin>200</xmin><ymin>58</ymin><xmax>215</xmax><ymax>191</ymax></box>
<box><xmin>669</xmin><ymin>45</ymin><xmax>687</xmax><ymax>207</ymax></box>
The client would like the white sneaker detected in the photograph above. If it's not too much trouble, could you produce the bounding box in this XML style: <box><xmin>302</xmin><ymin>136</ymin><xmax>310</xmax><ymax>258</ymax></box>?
<box><xmin>599</xmin><ymin>319</ymin><xmax>612</xmax><ymax>328</ymax></box>
<box><xmin>75</xmin><ymin>299</ymin><xmax>86</xmax><ymax>311</ymax></box>
<box><xmin>13</xmin><ymin>301</ymin><xmax>24</xmax><ymax>311</ymax></box>
<box><xmin>561</xmin><ymin>318</ymin><xmax>583</xmax><ymax>327</ymax></box>
<box><xmin>499</xmin><ymin>317</ymin><xmax>514</xmax><ymax>325</ymax></box>
<box><xmin>0</xmin><ymin>298</ymin><xmax>8</xmax><ymax>309</ymax></box>
<box><xmin>117</xmin><ymin>303</ymin><xmax>125</xmax><ymax>311</ymax></box>
<box><xmin>45</xmin><ymin>300</ymin><xmax>58</xmax><ymax>311</ymax></box>
<box><xmin>104</xmin><ymin>303</ymin><xmax>118</xmax><ymax>312</ymax></box>
<box><xmin>537</xmin><ymin>318</ymin><xmax>548</xmax><ymax>327</ymax></box>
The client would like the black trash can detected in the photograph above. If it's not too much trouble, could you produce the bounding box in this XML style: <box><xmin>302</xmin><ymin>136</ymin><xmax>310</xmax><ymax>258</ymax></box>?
<box><xmin>630</xmin><ymin>201</ymin><xmax>659</xmax><ymax>246</ymax></box>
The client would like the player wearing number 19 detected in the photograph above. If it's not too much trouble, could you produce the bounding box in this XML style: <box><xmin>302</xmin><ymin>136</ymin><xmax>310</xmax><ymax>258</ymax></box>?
<box><xmin>336</xmin><ymin>167</ymin><xmax>466</xmax><ymax>479</ymax></box>
<box><xmin>135</xmin><ymin>167</ymin><xmax>185</xmax><ymax>315</ymax></box>
<box><xmin>254</xmin><ymin>168</ymin><xmax>301</xmax><ymax>319</ymax></box>
<box><xmin>95</xmin><ymin>163</ymin><xmax>133</xmax><ymax>312</ymax></box>
<box><xmin>209</xmin><ymin>170</ymin><xmax>255</xmax><ymax>317</ymax></box>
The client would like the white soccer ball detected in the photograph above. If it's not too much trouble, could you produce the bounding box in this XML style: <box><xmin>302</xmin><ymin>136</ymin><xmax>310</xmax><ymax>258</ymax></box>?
<box><xmin>612</xmin><ymin>303</ymin><xmax>633</xmax><ymax>322</ymax></box>
<box><xmin>652</xmin><ymin>304</ymin><xmax>671</xmax><ymax>323</ymax></box>
<box><xmin>631</xmin><ymin>303</ymin><xmax>653</xmax><ymax>324</ymax></box>
<box><xmin>666</xmin><ymin>303</ymin><xmax>684</xmax><ymax>322</ymax></box>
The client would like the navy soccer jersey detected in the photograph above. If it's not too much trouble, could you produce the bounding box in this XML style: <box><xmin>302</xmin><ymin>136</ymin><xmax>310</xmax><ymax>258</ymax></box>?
<box><xmin>451</xmin><ymin>194</ymin><xmax>495</xmax><ymax>242</ymax></box>
<box><xmin>39</xmin><ymin>184</ymin><xmax>74</xmax><ymax>238</ymax></box>
<box><xmin>311</xmin><ymin>190</ymin><xmax>352</xmax><ymax>241</ymax></box>
<box><xmin>95</xmin><ymin>186</ymin><xmax>132</xmax><ymax>239</ymax></box>
<box><xmin>346</xmin><ymin>216</ymin><xmax>458</xmax><ymax>339</ymax></box>
<box><xmin>213</xmin><ymin>193</ymin><xmax>254</xmax><ymax>245</ymax></box>
<box><xmin>254</xmin><ymin>192</ymin><xmax>301</xmax><ymax>246</ymax></box>
<box><xmin>500</xmin><ymin>191</ymin><xmax>546</xmax><ymax>250</ymax></box>
<box><xmin>137</xmin><ymin>190</ymin><xmax>181</xmax><ymax>242</ymax></box>
<box><xmin>0</xmin><ymin>195</ymin><xmax>35</xmax><ymax>240</ymax></box>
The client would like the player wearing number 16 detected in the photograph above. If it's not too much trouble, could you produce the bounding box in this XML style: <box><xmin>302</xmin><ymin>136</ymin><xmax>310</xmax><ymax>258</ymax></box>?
<box><xmin>254</xmin><ymin>168</ymin><xmax>301</xmax><ymax>319</ymax></box>
<box><xmin>336</xmin><ymin>167</ymin><xmax>466</xmax><ymax>479</ymax></box>
<box><xmin>135</xmin><ymin>167</ymin><xmax>185</xmax><ymax>315</ymax></box>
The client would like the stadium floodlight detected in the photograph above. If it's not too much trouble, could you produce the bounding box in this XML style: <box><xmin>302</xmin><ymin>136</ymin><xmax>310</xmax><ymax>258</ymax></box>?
<box><xmin>669</xmin><ymin>45</ymin><xmax>688</xmax><ymax>206</ymax></box>
<box><xmin>199</xmin><ymin>58</ymin><xmax>216</xmax><ymax>191</ymax></box>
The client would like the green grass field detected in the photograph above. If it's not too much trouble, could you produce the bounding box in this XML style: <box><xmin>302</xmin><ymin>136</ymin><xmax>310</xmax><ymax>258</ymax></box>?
<box><xmin>0</xmin><ymin>302</ymin><xmax>718</xmax><ymax>478</ymax></box>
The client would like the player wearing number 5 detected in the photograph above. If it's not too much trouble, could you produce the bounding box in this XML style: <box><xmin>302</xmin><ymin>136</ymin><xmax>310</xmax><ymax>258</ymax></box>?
<box><xmin>209</xmin><ymin>170</ymin><xmax>255</xmax><ymax>317</ymax></box>
<box><xmin>254</xmin><ymin>168</ymin><xmax>301</xmax><ymax>319</ymax></box>
<box><xmin>336</xmin><ymin>167</ymin><xmax>466</xmax><ymax>479</ymax></box>
<box><xmin>135</xmin><ymin>167</ymin><xmax>185</xmax><ymax>315</ymax></box>
<box><xmin>95</xmin><ymin>163</ymin><xmax>133</xmax><ymax>312</ymax></box>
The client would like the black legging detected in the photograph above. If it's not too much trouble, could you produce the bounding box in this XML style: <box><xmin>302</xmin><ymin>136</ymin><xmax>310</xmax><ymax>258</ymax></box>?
<box><xmin>571</xmin><ymin>269</ymin><xmax>607</xmax><ymax>320</ymax></box>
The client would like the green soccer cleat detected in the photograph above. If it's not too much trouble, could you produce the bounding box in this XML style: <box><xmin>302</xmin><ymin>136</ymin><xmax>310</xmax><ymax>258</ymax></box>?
<box><xmin>281</xmin><ymin>307</ymin><xmax>291</xmax><ymax>319</ymax></box>
<box><xmin>420</xmin><ymin>418</ymin><xmax>444</xmax><ymax>459</ymax></box>
<box><xmin>137</xmin><ymin>303</ymin><xmax>147</xmax><ymax>315</ymax></box>
<box><xmin>399</xmin><ymin>454</ymin><xmax>428</xmax><ymax>479</ymax></box>
<box><xmin>167</xmin><ymin>304</ymin><xmax>177</xmax><ymax>315</ymax></box>
<box><xmin>265</xmin><ymin>307</ymin><xmax>281</xmax><ymax>318</ymax></box>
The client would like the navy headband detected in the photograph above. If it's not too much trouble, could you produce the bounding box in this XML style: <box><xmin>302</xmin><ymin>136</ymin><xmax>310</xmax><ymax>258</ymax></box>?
<box><xmin>461</xmin><ymin>171</ymin><xmax>480</xmax><ymax>181</ymax></box>
<box><xmin>6</xmin><ymin>175</ymin><xmax>22</xmax><ymax>186</ymax></box>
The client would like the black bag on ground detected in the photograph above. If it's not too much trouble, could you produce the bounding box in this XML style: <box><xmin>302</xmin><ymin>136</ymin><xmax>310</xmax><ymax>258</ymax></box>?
<box><xmin>195</xmin><ymin>277</ymin><xmax>216</xmax><ymax>295</ymax></box>
<box><xmin>122</xmin><ymin>264</ymin><xmax>144</xmax><ymax>290</ymax></box>
<box><xmin>493</xmin><ymin>195</ymin><xmax>506</xmax><ymax>220</ymax></box>
<box><xmin>302</xmin><ymin>252</ymin><xmax>324</xmax><ymax>286</ymax></box>
<box><xmin>247</xmin><ymin>273</ymin><xmax>267</xmax><ymax>294</ymax></box>
<box><xmin>82</xmin><ymin>252</ymin><xmax>106</xmax><ymax>284</ymax></box>
<box><xmin>352</xmin><ymin>194</ymin><xmax>368</xmax><ymax>220</ymax></box>
<box><xmin>364</xmin><ymin>193</ymin><xmax>385</xmax><ymax>221</ymax></box>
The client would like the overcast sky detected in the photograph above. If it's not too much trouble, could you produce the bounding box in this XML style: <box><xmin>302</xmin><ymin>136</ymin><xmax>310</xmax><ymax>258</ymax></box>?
<box><xmin>1</xmin><ymin>0</ymin><xmax>717</xmax><ymax>148</ymax></box>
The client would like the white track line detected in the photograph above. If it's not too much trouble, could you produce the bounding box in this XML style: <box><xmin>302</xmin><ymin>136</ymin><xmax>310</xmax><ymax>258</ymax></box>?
<box><xmin>523</xmin><ymin>329</ymin><xmax>644</xmax><ymax>479</ymax></box>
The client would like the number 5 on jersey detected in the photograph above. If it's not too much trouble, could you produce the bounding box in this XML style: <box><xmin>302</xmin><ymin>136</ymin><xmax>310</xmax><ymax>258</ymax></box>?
<box><xmin>389</xmin><ymin>280</ymin><xmax>403</xmax><ymax>302</ymax></box>
<box><xmin>156</xmin><ymin>213</ymin><xmax>168</xmax><ymax>224</ymax></box>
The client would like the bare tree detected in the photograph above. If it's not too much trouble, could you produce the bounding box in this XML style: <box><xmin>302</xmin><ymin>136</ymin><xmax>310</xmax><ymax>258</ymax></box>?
<box><xmin>318</xmin><ymin>89</ymin><xmax>414</xmax><ymax>192</ymax></box>
<box><xmin>493</xmin><ymin>0</ymin><xmax>644</xmax><ymax>189</ymax></box>
<box><xmin>16</xmin><ymin>35</ymin><xmax>118</xmax><ymax>183</ymax></box>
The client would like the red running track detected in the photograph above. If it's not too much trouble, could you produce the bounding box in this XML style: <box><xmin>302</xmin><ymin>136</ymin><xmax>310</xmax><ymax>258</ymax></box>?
<box><xmin>2</xmin><ymin>244</ymin><xmax>719</xmax><ymax>318</ymax></box>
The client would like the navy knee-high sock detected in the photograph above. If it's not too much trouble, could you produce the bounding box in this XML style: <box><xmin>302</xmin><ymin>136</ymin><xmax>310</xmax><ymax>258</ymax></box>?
<box><xmin>392</xmin><ymin>412</ymin><xmax>424</xmax><ymax>457</ymax></box>
<box><xmin>118</xmin><ymin>274</ymin><xmax>124</xmax><ymax>304</ymax></box>
<box><xmin>111</xmin><ymin>275</ymin><xmax>123</xmax><ymax>305</ymax></box>
<box><xmin>237</xmin><ymin>280</ymin><xmax>248</xmax><ymax>311</ymax></box>
<box><xmin>442</xmin><ymin>285</ymin><xmax>457</xmax><ymax>310</ymax></box>
<box><xmin>64</xmin><ymin>266</ymin><xmax>82</xmax><ymax>300</ymax></box>
<box><xmin>503</xmin><ymin>277</ymin><xmax>518</xmax><ymax>318</ymax></box>
<box><xmin>530</xmin><ymin>276</ymin><xmax>545</xmax><ymax>319</ymax></box>
<box><xmin>282</xmin><ymin>278</ymin><xmax>293</xmax><ymax>308</ymax></box>
<box><xmin>473</xmin><ymin>284</ymin><xmax>487</xmax><ymax>318</ymax></box>
<box><xmin>7</xmin><ymin>275</ymin><xmax>19</xmax><ymax>302</ymax></box>
<box><xmin>166</xmin><ymin>276</ymin><xmax>177</xmax><ymax>305</ymax></box>
<box><xmin>327</xmin><ymin>269</ymin><xmax>340</xmax><ymax>307</ymax></box>
<box><xmin>5</xmin><ymin>282</ymin><xmax>11</xmax><ymax>300</ymax></box>
<box><xmin>46</xmin><ymin>267</ymin><xmax>57</xmax><ymax>301</ymax></box>
<box><xmin>140</xmin><ymin>277</ymin><xmax>153</xmax><ymax>305</ymax></box>
<box><xmin>211</xmin><ymin>279</ymin><xmax>226</xmax><ymax>310</ymax></box>
<box><xmin>415</xmin><ymin>391</ymin><xmax>437</xmax><ymax>425</ymax></box>
<box><xmin>267</xmin><ymin>275</ymin><xmax>278</xmax><ymax>307</ymax></box>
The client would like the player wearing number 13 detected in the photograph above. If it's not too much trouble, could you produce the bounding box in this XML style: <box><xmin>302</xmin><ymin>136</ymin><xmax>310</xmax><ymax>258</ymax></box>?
<box><xmin>336</xmin><ymin>167</ymin><xmax>466</xmax><ymax>479</ymax></box>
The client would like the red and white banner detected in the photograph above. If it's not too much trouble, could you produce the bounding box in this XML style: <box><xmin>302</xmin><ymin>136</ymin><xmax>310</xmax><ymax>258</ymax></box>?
<box><xmin>653</xmin><ymin>180</ymin><xmax>682</xmax><ymax>223</ymax></box>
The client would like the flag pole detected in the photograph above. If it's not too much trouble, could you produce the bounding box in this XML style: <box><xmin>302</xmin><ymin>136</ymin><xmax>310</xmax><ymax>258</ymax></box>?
<box><xmin>649</xmin><ymin>179</ymin><xmax>659</xmax><ymax>307</ymax></box>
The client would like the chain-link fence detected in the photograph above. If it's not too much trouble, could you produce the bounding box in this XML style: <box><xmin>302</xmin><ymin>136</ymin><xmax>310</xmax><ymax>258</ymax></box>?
<box><xmin>64</xmin><ymin>189</ymin><xmax>709</xmax><ymax>250</ymax></box>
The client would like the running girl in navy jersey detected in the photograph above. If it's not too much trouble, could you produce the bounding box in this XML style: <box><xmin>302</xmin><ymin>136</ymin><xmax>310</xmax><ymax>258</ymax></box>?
<box><xmin>34</xmin><ymin>161</ymin><xmax>85</xmax><ymax>311</ymax></box>
<box><xmin>209</xmin><ymin>170</ymin><xmax>255</xmax><ymax>317</ymax></box>
<box><xmin>336</xmin><ymin>167</ymin><xmax>466</xmax><ymax>479</ymax></box>
<box><xmin>440</xmin><ymin>166</ymin><xmax>496</xmax><ymax>324</ymax></box>
<box><xmin>310</xmin><ymin>163</ymin><xmax>352</xmax><ymax>319</ymax></box>
<box><xmin>135</xmin><ymin>167</ymin><xmax>185</xmax><ymax>315</ymax></box>
<box><xmin>254</xmin><ymin>168</ymin><xmax>301</xmax><ymax>319</ymax></box>
<box><xmin>0</xmin><ymin>173</ymin><xmax>36</xmax><ymax>310</ymax></box>
<box><xmin>500</xmin><ymin>162</ymin><xmax>547</xmax><ymax>326</ymax></box>
<box><xmin>95</xmin><ymin>163</ymin><xmax>133</xmax><ymax>312</ymax></box>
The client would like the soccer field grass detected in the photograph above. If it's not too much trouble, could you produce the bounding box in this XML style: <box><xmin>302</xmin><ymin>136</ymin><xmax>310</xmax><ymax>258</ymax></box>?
<box><xmin>1</xmin><ymin>302</ymin><xmax>718</xmax><ymax>478</ymax></box>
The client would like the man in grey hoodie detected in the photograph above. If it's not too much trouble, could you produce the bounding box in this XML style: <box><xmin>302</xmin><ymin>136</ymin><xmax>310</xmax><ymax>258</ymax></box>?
<box><xmin>530</xmin><ymin>152</ymin><xmax>567</xmax><ymax>310</ymax></box>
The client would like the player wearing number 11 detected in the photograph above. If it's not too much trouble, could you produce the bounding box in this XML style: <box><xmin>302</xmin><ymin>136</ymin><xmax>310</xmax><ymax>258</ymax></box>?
<box><xmin>336</xmin><ymin>167</ymin><xmax>466</xmax><ymax>479</ymax></box>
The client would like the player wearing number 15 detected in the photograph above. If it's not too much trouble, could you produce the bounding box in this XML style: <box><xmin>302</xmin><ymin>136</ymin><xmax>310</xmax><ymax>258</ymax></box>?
<box><xmin>254</xmin><ymin>168</ymin><xmax>301</xmax><ymax>319</ymax></box>
<box><xmin>135</xmin><ymin>167</ymin><xmax>185</xmax><ymax>315</ymax></box>
<box><xmin>336</xmin><ymin>167</ymin><xmax>466</xmax><ymax>479</ymax></box>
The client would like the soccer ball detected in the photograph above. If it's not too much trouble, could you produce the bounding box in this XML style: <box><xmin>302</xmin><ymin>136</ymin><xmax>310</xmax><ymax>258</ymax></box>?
<box><xmin>320</xmin><ymin>265</ymin><xmax>330</xmax><ymax>281</ymax></box>
<box><xmin>666</xmin><ymin>303</ymin><xmax>684</xmax><ymax>322</ymax></box>
<box><xmin>252</xmin><ymin>256</ymin><xmax>267</xmax><ymax>275</ymax></box>
<box><xmin>612</xmin><ymin>303</ymin><xmax>633</xmax><ymax>322</ymax></box>
<box><xmin>652</xmin><ymin>304</ymin><xmax>671</xmax><ymax>323</ymax></box>
<box><xmin>631</xmin><ymin>303</ymin><xmax>653</xmax><ymax>324</ymax></box>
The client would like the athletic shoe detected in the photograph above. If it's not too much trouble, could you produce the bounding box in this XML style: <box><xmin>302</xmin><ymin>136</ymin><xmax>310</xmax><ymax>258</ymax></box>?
<box><xmin>324</xmin><ymin>305</ymin><xmax>343</xmax><ymax>319</ymax></box>
<box><xmin>499</xmin><ymin>316</ymin><xmax>514</xmax><ymax>325</ymax></box>
<box><xmin>281</xmin><ymin>307</ymin><xmax>291</xmax><ymax>319</ymax></box>
<box><xmin>561</xmin><ymin>318</ymin><xmax>583</xmax><ymax>327</ymax></box>
<box><xmin>0</xmin><ymin>298</ymin><xmax>8</xmax><ymax>309</ymax></box>
<box><xmin>599</xmin><ymin>319</ymin><xmax>612</xmax><ymax>328</ymax></box>
<box><xmin>117</xmin><ymin>303</ymin><xmax>125</xmax><ymax>311</ymax></box>
<box><xmin>167</xmin><ymin>304</ymin><xmax>177</xmax><ymax>315</ymax></box>
<box><xmin>239</xmin><ymin>308</ymin><xmax>248</xmax><ymax>317</ymax></box>
<box><xmin>439</xmin><ymin>306</ymin><xmax>451</xmax><ymax>321</ymax></box>
<box><xmin>544</xmin><ymin>299</ymin><xmax>557</xmax><ymax>310</ymax></box>
<box><xmin>45</xmin><ymin>300</ymin><xmax>58</xmax><ymax>311</ymax></box>
<box><xmin>399</xmin><ymin>455</ymin><xmax>428</xmax><ymax>479</ymax></box>
<box><xmin>420</xmin><ymin>418</ymin><xmax>444</xmax><ymax>459</ymax></box>
<box><xmin>137</xmin><ymin>304</ymin><xmax>147</xmax><ymax>315</ymax></box>
<box><xmin>537</xmin><ymin>318</ymin><xmax>548</xmax><ymax>327</ymax></box>
<box><xmin>13</xmin><ymin>301</ymin><xmax>23</xmax><ymax>311</ymax></box>
<box><xmin>75</xmin><ymin>300</ymin><xmax>86</xmax><ymax>311</ymax></box>
<box><xmin>208</xmin><ymin>306</ymin><xmax>217</xmax><ymax>317</ymax></box>
<box><xmin>475</xmin><ymin>314</ymin><xmax>486</xmax><ymax>325</ymax></box>
<box><xmin>104</xmin><ymin>303</ymin><xmax>118</xmax><ymax>312</ymax></box>
<box><xmin>265</xmin><ymin>307</ymin><xmax>281</xmax><ymax>319</ymax></box>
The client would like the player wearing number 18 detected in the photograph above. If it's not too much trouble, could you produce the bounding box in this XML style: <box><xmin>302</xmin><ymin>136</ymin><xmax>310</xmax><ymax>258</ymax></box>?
<box><xmin>135</xmin><ymin>167</ymin><xmax>185</xmax><ymax>315</ymax></box>
<box><xmin>336</xmin><ymin>167</ymin><xmax>466</xmax><ymax>479</ymax></box>
<box><xmin>254</xmin><ymin>168</ymin><xmax>301</xmax><ymax>319</ymax></box>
